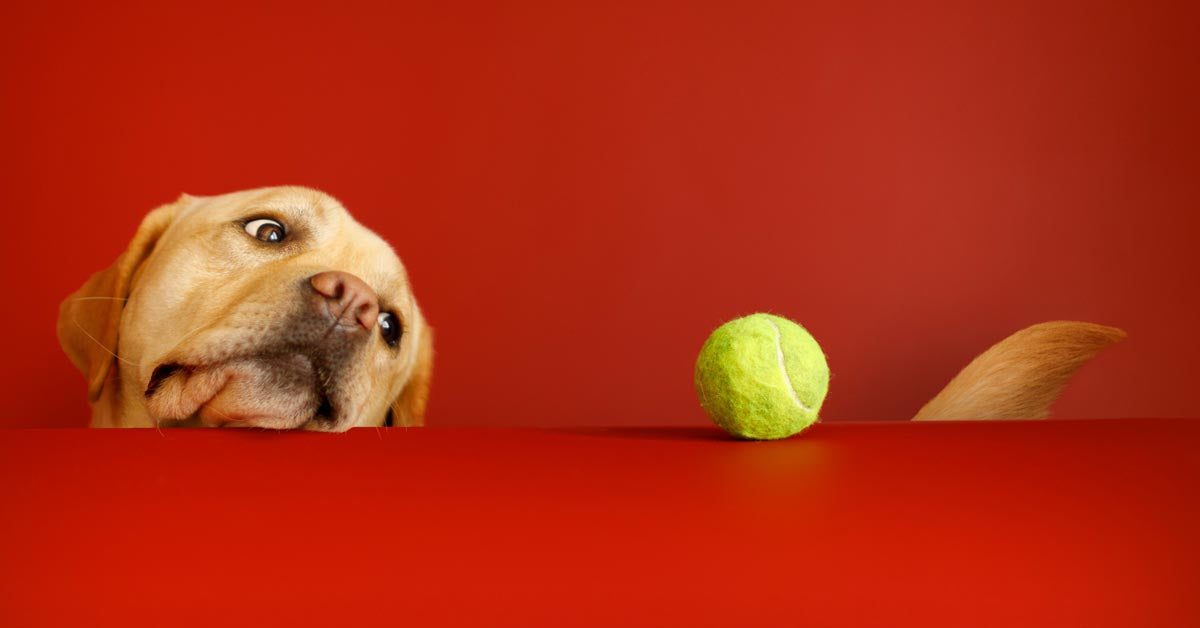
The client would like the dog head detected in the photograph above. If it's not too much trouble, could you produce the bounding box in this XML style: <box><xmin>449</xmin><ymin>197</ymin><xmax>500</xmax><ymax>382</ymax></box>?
<box><xmin>58</xmin><ymin>186</ymin><xmax>433</xmax><ymax>431</ymax></box>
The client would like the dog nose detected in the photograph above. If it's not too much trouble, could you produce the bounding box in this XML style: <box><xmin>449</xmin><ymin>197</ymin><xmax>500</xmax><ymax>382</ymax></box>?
<box><xmin>310</xmin><ymin>271</ymin><xmax>380</xmax><ymax>331</ymax></box>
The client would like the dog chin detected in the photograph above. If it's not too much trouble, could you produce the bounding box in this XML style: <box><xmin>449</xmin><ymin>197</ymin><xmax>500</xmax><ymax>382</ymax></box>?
<box><xmin>144</xmin><ymin>354</ymin><xmax>335</xmax><ymax>429</ymax></box>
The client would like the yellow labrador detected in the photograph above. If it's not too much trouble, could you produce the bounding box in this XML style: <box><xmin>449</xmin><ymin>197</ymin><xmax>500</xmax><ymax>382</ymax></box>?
<box><xmin>58</xmin><ymin>186</ymin><xmax>432</xmax><ymax>430</ymax></box>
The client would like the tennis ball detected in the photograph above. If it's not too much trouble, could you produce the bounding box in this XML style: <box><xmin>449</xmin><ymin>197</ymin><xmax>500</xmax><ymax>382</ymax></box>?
<box><xmin>695</xmin><ymin>313</ymin><xmax>830</xmax><ymax>440</ymax></box>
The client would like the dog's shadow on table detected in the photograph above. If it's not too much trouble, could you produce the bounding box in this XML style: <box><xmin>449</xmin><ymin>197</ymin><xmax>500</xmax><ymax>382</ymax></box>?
<box><xmin>544</xmin><ymin>426</ymin><xmax>737</xmax><ymax>442</ymax></box>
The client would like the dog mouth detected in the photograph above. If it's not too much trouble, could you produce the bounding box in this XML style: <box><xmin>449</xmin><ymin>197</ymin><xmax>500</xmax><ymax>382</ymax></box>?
<box><xmin>144</xmin><ymin>353</ymin><xmax>339</xmax><ymax>429</ymax></box>
<box><xmin>145</xmin><ymin>363</ymin><xmax>185</xmax><ymax>397</ymax></box>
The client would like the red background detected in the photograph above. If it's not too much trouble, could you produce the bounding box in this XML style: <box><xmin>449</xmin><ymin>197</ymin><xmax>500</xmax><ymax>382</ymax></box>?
<box><xmin>2</xmin><ymin>1</ymin><xmax>1197</xmax><ymax>427</ymax></box>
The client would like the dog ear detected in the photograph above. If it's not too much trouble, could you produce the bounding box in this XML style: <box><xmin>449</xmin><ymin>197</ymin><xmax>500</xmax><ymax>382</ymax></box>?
<box><xmin>389</xmin><ymin>320</ymin><xmax>434</xmax><ymax>427</ymax></box>
<box><xmin>57</xmin><ymin>195</ymin><xmax>191</xmax><ymax>402</ymax></box>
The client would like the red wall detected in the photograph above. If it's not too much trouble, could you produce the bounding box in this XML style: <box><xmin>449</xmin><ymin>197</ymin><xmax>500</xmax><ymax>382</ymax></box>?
<box><xmin>3</xmin><ymin>1</ymin><xmax>1196</xmax><ymax>428</ymax></box>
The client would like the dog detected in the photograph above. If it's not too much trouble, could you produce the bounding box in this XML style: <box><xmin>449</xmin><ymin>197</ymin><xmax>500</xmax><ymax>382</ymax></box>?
<box><xmin>58</xmin><ymin>186</ymin><xmax>433</xmax><ymax>430</ymax></box>
<box><xmin>58</xmin><ymin>186</ymin><xmax>1123</xmax><ymax>430</ymax></box>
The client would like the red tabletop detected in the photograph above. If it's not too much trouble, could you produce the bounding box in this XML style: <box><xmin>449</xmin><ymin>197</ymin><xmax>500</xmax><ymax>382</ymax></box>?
<box><xmin>2</xmin><ymin>419</ymin><xmax>1198</xmax><ymax>626</ymax></box>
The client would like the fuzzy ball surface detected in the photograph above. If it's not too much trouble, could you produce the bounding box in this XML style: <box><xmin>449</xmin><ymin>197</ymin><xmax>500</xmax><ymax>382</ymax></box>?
<box><xmin>695</xmin><ymin>313</ymin><xmax>830</xmax><ymax>440</ymax></box>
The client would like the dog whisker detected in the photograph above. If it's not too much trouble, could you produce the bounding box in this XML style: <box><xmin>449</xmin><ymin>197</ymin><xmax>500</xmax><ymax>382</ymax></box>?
<box><xmin>72</xmin><ymin>319</ymin><xmax>141</xmax><ymax>367</ymax></box>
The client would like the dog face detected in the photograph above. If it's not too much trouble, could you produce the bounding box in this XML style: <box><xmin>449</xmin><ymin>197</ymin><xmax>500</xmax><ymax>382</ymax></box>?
<box><xmin>58</xmin><ymin>187</ymin><xmax>433</xmax><ymax>431</ymax></box>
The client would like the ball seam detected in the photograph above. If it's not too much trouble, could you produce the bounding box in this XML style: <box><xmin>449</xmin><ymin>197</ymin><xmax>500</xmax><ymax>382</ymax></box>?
<box><xmin>765</xmin><ymin>316</ymin><xmax>812</xmax><ymax>412</ymax></box>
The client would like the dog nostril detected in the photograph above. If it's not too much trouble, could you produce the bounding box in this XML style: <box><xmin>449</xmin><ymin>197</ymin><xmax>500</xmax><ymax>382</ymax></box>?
<box><xmin>310</xmin><ymin>273</ymin><xmax>346</xmax><ymax>300</ymax></box>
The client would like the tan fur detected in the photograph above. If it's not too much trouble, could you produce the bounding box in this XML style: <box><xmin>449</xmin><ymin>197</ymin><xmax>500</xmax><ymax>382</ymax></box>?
<box><xmin>58</xmin><ymin>187</ymin><xmax>433</xmax><ymax>431</ymax></box>
<box><xmin>390</xmin><ymin>325</ymin><xmax>434</xmax><ymax>427</ymax></box>
<box><xmin>913</xmin><ymin>321</ymin><xmax>1126</xmax><ymax>421</ymax></box>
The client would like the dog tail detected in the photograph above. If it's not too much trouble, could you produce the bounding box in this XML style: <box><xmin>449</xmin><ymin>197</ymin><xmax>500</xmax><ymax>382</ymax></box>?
<box><xmin>912</xmin><ymin>321</ymin><xmax>1126</xmax><ymax>421</ymax></box>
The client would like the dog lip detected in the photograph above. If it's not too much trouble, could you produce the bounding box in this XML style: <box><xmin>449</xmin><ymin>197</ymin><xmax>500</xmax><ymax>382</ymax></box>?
<box><xmin>144</xmin><ymin>352</ymin><xmax>347</xmax><ymax>427</ymax></box>
<box><xmin>309</xmin><ymin>365</ymin><xmax>339</xmax><ymax>424</ymax></box>
<box><xmin>148</xmin><ymin>354</ymin><xmax>343</xmax><ymax>425</ymax></box>
<box><xmin>313</xmin><ymin>394</ymin><xmax>335</xmax><ymax>423</ymax></box>
<box><xmin>145</xmin><ymin>363</ymin><xmax>186</xmax><ymax>397</ymax></box>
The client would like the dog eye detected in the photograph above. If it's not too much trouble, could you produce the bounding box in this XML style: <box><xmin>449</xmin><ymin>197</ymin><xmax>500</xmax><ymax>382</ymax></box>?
<box><xmin>244</xmin><ymin>218</ymin><xmax>286</xmax><ymax>243</ymax></box>
<box><xmin>378</xmin><ymin>312</ymin><xmax>402</xmax><ymax>347</ymax></box>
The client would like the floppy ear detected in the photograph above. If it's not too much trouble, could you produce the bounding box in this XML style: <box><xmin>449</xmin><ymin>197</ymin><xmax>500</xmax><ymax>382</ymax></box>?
<box><xmin>389</xmin><ymin>321</ymin><xmax>434</xmax><ymax>427</ymax></box>
<box><xmin>57</xmin><ymin>195</ymin><xmax>189</xmax><ymax>402</ymax></box>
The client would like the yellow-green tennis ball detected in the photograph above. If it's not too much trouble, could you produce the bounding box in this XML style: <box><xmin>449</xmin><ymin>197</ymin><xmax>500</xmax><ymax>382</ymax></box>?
<box><xmin>695</xmin><ymin>313</ymin><xmax>830</xmax><ymax>440</ymax></box>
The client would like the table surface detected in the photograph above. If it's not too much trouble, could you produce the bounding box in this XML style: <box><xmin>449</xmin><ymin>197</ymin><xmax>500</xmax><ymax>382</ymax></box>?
<box><xmin>2</xmin><ymin>419</ymin><xmax>1198</xmax><ymax>626</ymax></box>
